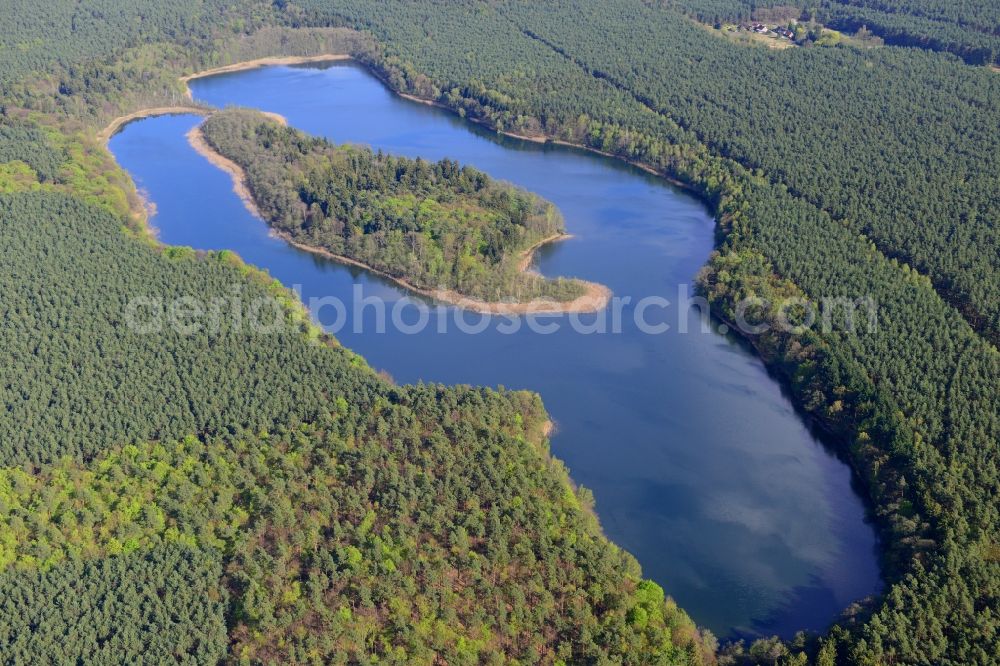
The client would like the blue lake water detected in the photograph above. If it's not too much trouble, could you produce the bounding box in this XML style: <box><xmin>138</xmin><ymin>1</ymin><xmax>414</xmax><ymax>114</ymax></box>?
<box><xmin>109</xmin><ymin>61</ymin><xmax>880</xmax><ymax>638</ymax></box>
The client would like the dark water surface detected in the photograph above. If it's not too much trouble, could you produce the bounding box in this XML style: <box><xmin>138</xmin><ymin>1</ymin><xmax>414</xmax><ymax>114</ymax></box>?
<box><xmin>109</xmin><ymin>61</ymin><xmax>880</xmax><ymax>637</ymax></box>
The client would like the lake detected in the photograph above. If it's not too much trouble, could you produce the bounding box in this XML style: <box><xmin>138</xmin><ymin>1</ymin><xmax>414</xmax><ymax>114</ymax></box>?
<box><xmin>109</xmin><ymin>61</ymin><xmax>880</xmax><ymax>638</ymax></box>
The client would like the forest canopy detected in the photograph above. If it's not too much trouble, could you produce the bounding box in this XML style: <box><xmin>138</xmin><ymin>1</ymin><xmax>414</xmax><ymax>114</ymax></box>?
<box><xmin>0</xmin><ymin>0</ymin><xmax>997</xmax><ymax>663</ymax></box>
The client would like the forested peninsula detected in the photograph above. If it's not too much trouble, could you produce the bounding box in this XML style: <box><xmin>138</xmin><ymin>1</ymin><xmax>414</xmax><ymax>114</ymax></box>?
<box><xmin>1</xmin><ymin>0</ymin><xmax>998</xmax><ymax>664</ymax></box>
<box><xmin>193</xmin><ymin>108</ymin><xmax>606</xmax><ymax>312</ymax></box>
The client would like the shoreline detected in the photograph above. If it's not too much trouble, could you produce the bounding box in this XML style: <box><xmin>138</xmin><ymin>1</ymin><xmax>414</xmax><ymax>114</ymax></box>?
<box><xmin>99</xmin><ymin>55</ymin><xmax>346</xmax><ymax>222</ymax></box>
<box><xmin>518</xmin><ymin>233</ymin><xmax>572</xmax><ymax>273</ymax></box>
<box><xmin>178</xmin><ymin>54</ymin><xmax>352</xmax><ymax>84</ymax></box>
<box><xmin>392</xmin><ymin>89</ymin><xmax>549</xmax><ymax>145</ymax></box>
<box><xmin>260</xmin><ymin>110</ymin><xmax>288</xmax><ymax>126</ymax></box>
<box><xmin>282</xmin><ymin>234</ymin><xmax>612</xmax><ymax>315</ymax></box>
<box><xmin>98</xmin><ymin>105</ymin><xmax>207</xmax><ymax>144</ymax></box>
<box><xmin>100</xmin><ymin>54</ymin><xmax>345</xmax><ymax>143</ymax></box>
<box><xmin>103</xmin><ymin>52</ymin><xmax>693</xmax><ymax>225</ymax></box>
<box><xmin>92</xmin><ymin>53</ymin><xmax>701</xmax><ymax>315</ymax></box>
<box><xmin>186</xmin><ymin>125</ymin><xmax>264</xmax><ymax>218</ymax></box>
<box><xmin>186</xmin><ymin>123</ymin><xmax>611</xmax><ymax>315</ymax></box>
<box><xmin>98</xmin><ymin>54</ymin><xmax>610</xmax><ymax>315</ymax></box>
<box><xmin>388</xmin><ymin>86</ymin><xmax>695</xmax><ymax>190</ymax></box>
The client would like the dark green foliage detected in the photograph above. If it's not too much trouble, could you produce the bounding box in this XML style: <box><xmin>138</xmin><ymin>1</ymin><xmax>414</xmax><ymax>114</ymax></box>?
<box><xmin>2</xmin><ymin>4</ymin><xmax>370</xmax><ymax>126</ymax></box>
<box><xmin>2</xmin><ymin>3</ymin><xmax>706</xmax><ymax>664</ymax></box>
<box><xmin>0</xmin><ymin>544</ymin><xmax>227</xmax><ymax>665</ymax></box>
<box><xmin>0</xmin><ymin>190</ymin><xmax>379</xmax><ymax>465</ymax></box>
<box><xmin>0</xmin><ymin>0</ymin><xmax>278</xmax><ymax>94</ymax></box>
<box><xmin>816</xmin><ymin>3</ymin><xmax>1000</xmax><ymax>66</ymax></box>
<box><xmin>0</xmin><ymin>115</ymin><xmax>133</xmax><ymax>214</ymax></box>
<box><xmin>200</xmin><ymin>108</ymin><xmax>585</xmax><ymax>302</ymax></box>
<box><xmin>302</xmin><ymin>0</ymin><xmax>1000</xmax><ymax>339</ymax></box>
<box><xmin>0</xmin><ymin>184</ymin><xmax>705</xmax><ymax>661</ymax></box>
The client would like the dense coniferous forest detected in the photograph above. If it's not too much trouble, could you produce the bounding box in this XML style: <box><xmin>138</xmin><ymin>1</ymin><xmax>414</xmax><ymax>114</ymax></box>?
<box><xmin>0</xmin><ymin>189</ymin><xmax>373</xmax><ymax>465</ymax></box>
<box><xmin>200</xmin><ymin>108</ymin><xmax>586</xmax><ymax>303</ymax></box>
<box><xmin>0</xmin><ymin>544</ymin><xmax>228</xmax><ymax>664</ymax></box>
<box><xmin>0</xmin><ymin>9</ymin><xmax>710</xmax><ymax>662</ymax></box>
<box><xmin>0</xmin><ymin>0</ymin><xmax>997</xmax><ymax>663</ymax></box>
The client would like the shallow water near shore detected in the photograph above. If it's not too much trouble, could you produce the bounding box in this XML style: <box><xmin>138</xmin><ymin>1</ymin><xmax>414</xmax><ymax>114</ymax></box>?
<box><xmin>109</xmin><ymin>61</ymin><xmax>880</xmax><ymax>638</ymax></box>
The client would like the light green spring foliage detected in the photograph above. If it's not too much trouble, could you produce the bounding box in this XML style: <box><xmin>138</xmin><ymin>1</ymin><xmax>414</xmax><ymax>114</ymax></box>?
<box><xmin>0</xmin><ymin>94</ymin><xmax>708</xmax><ymax>663</ymax></box>
<box><xmin>0</xmin><ymin>117</ymin><xmax>131</xmax><ymax>216</ymax></box>
<box><xmin>0</xmin><ymin>396</ymin><xmax>710</xmax><ymax>665</ymax></box>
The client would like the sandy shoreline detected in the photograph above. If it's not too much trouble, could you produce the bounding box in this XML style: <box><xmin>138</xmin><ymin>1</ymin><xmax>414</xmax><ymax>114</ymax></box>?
<box><xmin>186</xmin><ymin>125</ymin><xmax>264</xmax><ymax>218</ymax></box>
<box><xmin>186</xmin><ymin>122</ymin><xmax>609</xmax><ymax>315</ymax></box>
<box><xmin>98</xmin><ymin>51</ymin><xmax>670</xmax><ymax>188</ymax></box>
<box><xmin>99</xmin><ymin>49</ymin><xmax>695</xmax><ymax>199</ymax></box>
<box><xmin>178</xmin><ymin>54</ymin><xmax>352</xmax><ymax>83</ymax></box>
<box><xmin>518</xmin><ymin>233</ymin><xmax>572</xmax><ymax>273</ymax></box>
<box><xmin>99</xmin><ymin>54</ymin><xmax>346</xmax><ymax>142</ymax></box>
<box><xmin>102</xmin><ymin>53</ymin><xmax>611</xmax><ymax>314</ymax></box>
<box><xmin>280</xmin><ymin>233</ymin><xmax>612</xmax><ymax>315</ymax></box>
<box><xmin>259</xmin><ymin>110</ymin><xmax>288</xmax><ymax>126</ymax></box>
<box><xmin>98</xmin><ymin>105</ymin><xmax>207</xmax><ymax>144</ymax></box>
<box><xmin>101</xmin><ymin>52</ymin><xmax>703</xmax><ymax>199</ymax></box>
